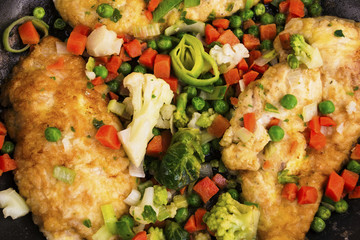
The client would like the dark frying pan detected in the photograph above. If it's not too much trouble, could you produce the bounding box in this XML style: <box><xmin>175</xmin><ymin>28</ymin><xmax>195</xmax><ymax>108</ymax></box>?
<box><xmin>0</xmin><ymin>0</ymin><xmax>359</xmax><ymax>239</ymax></box>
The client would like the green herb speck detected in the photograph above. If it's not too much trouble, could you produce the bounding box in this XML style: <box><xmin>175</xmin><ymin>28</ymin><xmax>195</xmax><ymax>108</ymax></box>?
<box><xmin>334</xmin><ymin>30</ymin><xmax>345</xmax><ymax>37</ymax></box>
<box><xmin>50</xmin><ymin>76</ymin><xmax>56</xmax><ymax>80</ymax></box>
<box><xmin>83</xmin><ymin>219</ymin><xmax>92</xmax><ymax>228</ymax></box>
<box><xmin>226</xmin><ymin>2</ymin><xmax>234</xmax><ymax>12</ymax></box>
<box><xmin>70</xmin><ymin>126</ymin><xmax>75</xmax><ymax>132</ymax></box>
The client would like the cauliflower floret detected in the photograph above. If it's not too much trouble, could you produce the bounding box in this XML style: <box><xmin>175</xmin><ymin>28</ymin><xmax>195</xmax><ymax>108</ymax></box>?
<box><xmin>118</xmin><ymin>73</ymin><xmax>174</xmax><ymax>167</ymax></box>
<box><xmin>148</xmin><ymin>227</ymin><xmax>166</xmax><ymax>240</ymax></box>
<box><xmin>210</xmin><ymin>43</ymin><xmax>249</xmax><ymax>73</ymax></box>
<box><xmin>86</xmin><ymin>25</ymin><xmax>123</xmax><ymax>57</ymax></box>
<box><xmin>129</xmin><ymin>187</ymin><xmax>159</xmax><ymax>224</ymax></box>
<box><xmin>0</xmin><ymin>188</ymin><xmax>29</xmax><ymax>219</ymax></box>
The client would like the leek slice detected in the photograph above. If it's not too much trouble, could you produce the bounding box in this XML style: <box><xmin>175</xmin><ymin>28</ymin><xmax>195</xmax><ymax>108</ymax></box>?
<box><xmin>107</xmin><ymin>100</ymin><xmax>126</xmax><ymax>117</ymax></box>
<box><xmin>53</xmin><ymin>166</ymin><xmax>76</xmax><ymax>184</ymax></box>
<box><xmin>2</xmin><ymin>16</ymin><xmax>49</xmax><ymax>53</ymax></box>
<box><xmin>184</xmin><ymin>0</ymin><xmax>200</xmax><ymax>8</ymax></box>
<box><xmin>153</xmin><ymin>0</ymin><xmax>183</xmax><ymax>22</ymax></box>
<box><xmin>101</xmin><ymin>204</ymin><xmax>118</xmax><ymax>235</ymax></box>
<box><xmin>92</xmin><ymin>225</ymin><xmax>113</xmax><ymax>240</ymax></box>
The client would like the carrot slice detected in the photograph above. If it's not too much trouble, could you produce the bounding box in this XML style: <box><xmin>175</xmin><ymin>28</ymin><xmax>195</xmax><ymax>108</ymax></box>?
<box><xmin>146</xmin><ymin>131</ymin><xmax>171</xmax><ymax>157</ymax></box>
<box><xmin>0</xmin><ymin>122</ymin><xmax>7</xmax><ymax>135</ymax></box>
<box><xmin>260</xmin><ymin>24</ymin><xmax>277</xmax><ymax>41</ymax></box>
<box><xmin>138</xmin><ymin>48</ymin><xmax>158</xmax><ymax>69</ymax></box>
<box><xmin>212</xmin><ymin>19</ymin><xmax>230</xmax><ymax>29</ymax></box>
<box><xmin>194</xmin><ymin>208</ymin><xmax>207</xmax><ymax>231</ymax></box>
<box><xmin>279</xmin><ymin>32</ymin><xmax>291</xmax><ymax>50</ymax></box>
<box><xmin>279</xmin><ymin>0</ymin><xmax>290</xmax><ymax>13</ymax></box>
<box><xmin>205</xmin><ymin>24</ymin><xmax>220</xmax><ymax>45</ymax></box>
<box><xmin>351</xmin><ymin>144</ymin><xmax>360</xmax><ymax>160</ymax></box>
<box><xmin>237</xmin><ymin>58</ymin><xmax>248</xmax><ymax>71</ymax></box>
<box><xmin>243</xmin><ymin>70</ymin><xmax>259</xmax><ymax>86</ymax></box>
<box><xmin>308</xmin><ymin>116</ymin><xmax>320</xmax><ymax>133</ymax></box>
<box><xmin>18</xmin><ymin>21</ymin><xmax>40</xmax><ymax>45</ymax></box>
<box><xmin>148</xmin><ymin>0</ymin><xmax>162</xmax><ymax>12</ymax></box>
<box><xmin>349</xmin><ymin>186</ymin><xmax>360</xmax><ymax>199</ymax></box>
<box><xmin>325</xmin><ymin>171</ymin><xmax>345</xmax><ymax>202</ymax></box>
<box><xmin>193</xmin><ymin>177</ymin><xmax>219</xmax><ymax>204</ymax></box>
<box><xmin>0</xmin><ymin>135</ymin><xmax>5</xmax><ymax>149</ymax></box>
<box><xmin>106</xmin><ymin>55</ymin><xmax>122</xmax><ymax>74</ymax></box>
<box><xmin>230</xmin><ymin>97</ymin><xmax>239</xmax><ymax>106</ymax></box>
<box><xmin>184</xmin><ymin>215</ymin><xmax>197</xmax><ymax>233</ymax></box>
<box><xmin>162</xmin><ymin>76</ymin><xmax>178</xmax><ymax>93</ymax></box>
<box><xmin>248</xmin><ymin>50</ymin><xmax>262</xmax><ymax>68</ymax></box>
<box><xmin>0</xmin><ymin>154</ymin><xmax>17</xmax><ymax>172</ymax></box>
<box><xmin>341</xmin><ymin>169</ymin><xmax>359</xmax><ymax>192</ymax></box>
<box><xmin>297</xmin><ymin>186</ymin><xmax>318</xmax><ymax>204</ymax></box>
<box><xmin>95</xmin><ymin>125</ymin><xmax>121</xmax><ymax>150</ymax></box>
<box><xmin>180</xmin><ymin>186</ymin><xmax>187</xmax><ymax>195</ymax></box>
<box><xmin>319</xmin><ymin>116</ymin><xmax>336</xmax><ymax>126</ymax></box>
<box><xmin>242</xmin><ymin>34</ymin><xmax>260</xmax><ymax>50</ymax></box>
<box><xmin>207</xmin><ymin>115</ymin><xmax>231</xmax><ymax>138</ymax></box>
<box><xmin>309</xmin><ymin>130</ymin><xmax>326</xmax><ymax>150</ymax></box>
<box><xmin>289</xmin><ymin>0</ymin><xmax>305</xmax><ymax>18</ymax></box>
<box><xmin>108</xmin><ymin>92</ymin><xmax>119</xmax><ymax>100</ymax></box>
<box><xmin>154</xmin><ymin>54</ymin><xmax>171</xmax><ymax>79</ymax></box>
<box><xmin>281</xmin><ymin>183</ymin><xmax>298</xmax><ymax>201</ymax></box>
<box><xmin>212</xmin><ymin>173</ymin><xmax>227</xmax><ymax>189</ymax></box>
<box><xmin>267</xmin><ymin>117</ymin><xmax>280</xmax><ymax>128</ymax></box>
<box><xmin>46</xmin><ymin>57</ymin><xmax>65</xmax><ymax>70</ymax></box>
<box><xmin>217</xmin><ymin>30</ymin><xmax>240</xmax><ymax>46</ymax></box>
<box><xmin>73</xmin><ymin>24</ymin><xmax>91</xmax><ymax>36</ymax></box>
<box><xmin>132</xmin><ymin>231</ymin><xmax>147</xmax><ymax>240</ymax></box>
<box><xmin>243</xmin><ymin>19</ymin><xmax>255</xmax><ymax>31</ymax></box>
<box><xmin>244</xmin><ymin>112</ymin><xmax>256</xmax><ymax>133</ymax></box>
<box><xmin>67</xmin><ymin>31</ymin><xmax>87</xmax><ymax>55</ymax></box>
<box><xmin>123</xmin><ymin>39</ymin><xmax>142</xmax><ymax>58</ymax></box>
<box><xmin>223</xmin><ymin>68</ymin><xmax>240</xmax><ymax>85</ymax></box>
<box><xmin>91</xmin><ymin>76</ymin><xmax>104</xmax><ymax>86</ymax></box>
<box><xmin>252</xmin><ymin>64</ymin><xmax>269</xmax><ymax>74</ymax></box>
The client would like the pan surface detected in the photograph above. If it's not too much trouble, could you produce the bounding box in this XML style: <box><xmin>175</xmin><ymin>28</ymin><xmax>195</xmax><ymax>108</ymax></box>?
<box><xmin>0</xmin><ymin>0</ymin><xmax>359</xmax><ymax>239</ymax></box>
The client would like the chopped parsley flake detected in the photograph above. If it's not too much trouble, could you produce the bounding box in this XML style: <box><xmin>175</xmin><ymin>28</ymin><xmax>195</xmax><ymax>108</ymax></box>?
<box><xmin>207</xmin><ymin>10</ymin><xmax>216</xmax><ymax>21</ymax></box>
<box><xmin>85</xmin><ymin>11</ymin><xmax>90</xmax><ymax>15</ymax></box>
<box><xmin>50</xmin><ymin>76</ymin><xmax>56</xmax><ymax>80</ymax></box>
<box><xmin>110</xmin><ymin>9</ymin><xmax>122</xmax><ymax>23</ymax></box>
<box><xmin>258</xmin><ymin>83</ymin><xmax>264</xmax><ymax>90</ymax></box>
<box><xmin>92</xmin><ymin>118</ymin><xmax>104</xmax><ymax>129</ymax></box>
<box><xmin>240</xmin><ymin>117</ymin><xmax>244</xmax><ymax>121</ymax></box>
<box><xmin>87</xmin><ymin>135</ymin><xmax>91</xmax><ymax>138</ymax></box>
<box><xmin>264</xmin><ymin>103</ymin><xmax>279</xmax><ymax>113</ymax></box>
<box><xmin>298</xmin><ymin>114</ymin><xmax>304</xmax><ymax>121</ymax></box>
<box><xmin>248</xmin><ymin>104</ymin><xmax>253</xmax><ymax>108</ymax></box>
<box><xmin>87</xmin><ymin>82</ymin><xmax>94</xmax><ymax>89</ymax></box>
<box><xmin>347</xmin><ymin>92</ymin><xmax>355</xmax><ymax>96</ymax></box>
<box><xmin>40</xmin><ymin>88</ymin><xmax>45</xmax><ymax>91</ymax></box>
<box><xmin>226</xmin><ymin>2</ymin><xmax>234</xmax><ymax>12</ymax></box>
<box><xmin>334</xmin><ymin>30</ymin><xmax>345</xmax><ymax>37</ymax></box>
<box><xmin>70</xmin><ymin>126</ymin><xmax>75</xmax><ymax>132</ymax></box>
<box><xmin>284</xmin><ymin>119</ymin><xmax>289</xmax><ymax>122</ymax></box>
<box><xmin>152</xmin><ymin>94</ymin><xmax>156</xmax><ymax>99</ymax></box>
<box><xmin>354</xmin><ymin>86</ymin><xmax>359</xmax><ymax>91</ymax></box>
<box><xmin>83</xmin><ymin>219</ymin><xmax>92</xmax><ymax>228</ymax></box>
<box><xmin>180</xmin><ymin>11</ymin><xmax>196</xmax><ymax>25</ymax></box>
<box><xmin>102</xmin><ymin>93</ymin><xmax>106</xmax><ymax>99</ymax></box>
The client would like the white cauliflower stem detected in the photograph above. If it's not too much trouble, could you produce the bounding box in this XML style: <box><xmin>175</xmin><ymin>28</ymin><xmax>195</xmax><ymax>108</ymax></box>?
<box><xmin>0</xmin><ymin>188</ymin><xmax>29</xmax><ymax>219</ymax></box>
<box><xmin>118</xmin><ymin>73</ymin><xmax>174</xmax><ymax>167</ymax></box>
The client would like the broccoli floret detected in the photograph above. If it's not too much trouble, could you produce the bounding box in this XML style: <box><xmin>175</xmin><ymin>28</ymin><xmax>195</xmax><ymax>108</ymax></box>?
<box><xmin>148</xmin><ymin>227</ymin><xmax>166</xmax><ymax>240</ymax></box>
<box><xmin>155</xmin><ymin>129</ymin><xmax>204</xmax><ymax>190</ymax></box>
<box><xmin>196</xmin><ymin>108</ymin><xmax>218</xmax><ymax>128</ymax></box>
<box><xmin>129</xmin><ymin>187</ymin><xmax>159</xmax><ymax>224</ymax></box>
<box><xmin>174</xmin><ymin>93</ymin><xmax>190</xmax><ymax>128</ymax></box>
<box><xmin>277</xmin><ymin>169</ymin><xmax>299</xmax><ymax>184</ymax></box>
<box><xmin>290</xmin><ymin>34</ymin><xmax>323</xmax><ymax>69</ymax></box>
<box><xmin>164</xmin><ymin>221</ymin><xmax>190</xmax><ymax>240</ymax></box>
<box><xmin>203</xmin><ymin>193</ymin><xmax>260</xmax><ymax>240</ymax></box>
<box><xmin>154</xmin><ymin>185</ymin><xmax>168</xmax><ymax>206</ymax></box>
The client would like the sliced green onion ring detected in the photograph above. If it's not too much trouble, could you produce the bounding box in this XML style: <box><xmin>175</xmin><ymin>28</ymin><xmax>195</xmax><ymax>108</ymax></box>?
<box><xmin>2</xmin><ymin>16</ymin><xmax>49</xmax><ymax>53</ymax></box>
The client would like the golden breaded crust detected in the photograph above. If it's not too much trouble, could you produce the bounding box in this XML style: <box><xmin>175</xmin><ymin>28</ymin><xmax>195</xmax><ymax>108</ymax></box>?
<box><xmin>1</xmin><ymin>37</ymin><xmax>136</xmax><ymax>240</ymax></box>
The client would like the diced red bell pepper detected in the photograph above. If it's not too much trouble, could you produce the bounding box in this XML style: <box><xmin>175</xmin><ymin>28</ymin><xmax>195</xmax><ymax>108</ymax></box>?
<box><xmin>95</xmin><ymin>125</ymin><xmax>121</xmax><ymax>150</ymax></box>
<box><xmin>184</xmin><ymin>215</ymin><xmax>197</xmax><ymax>233</ymax></box>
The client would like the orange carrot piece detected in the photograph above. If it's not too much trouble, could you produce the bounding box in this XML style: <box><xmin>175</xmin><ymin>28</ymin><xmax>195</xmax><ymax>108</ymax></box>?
<box><xmin>205</xmin><ymin>24</ymin><xmax>220</xmax><ymax>45</ymax></box>
<box><xmin>223</xmin><ymin>68</ymin><xmax>240</xmax><ymax>85</ymax></box>
<box><xmin>207</xmin><ymin>115</ymin><xmax>231</xmax><ymax>138</ymax></box>
<box><xmin>309</xmin><ymin>130</ymin><xmax>326</xmax><ymax>150</ymax></box>
<box><xmin>146</xmin><ymin>135</ymin><xmax>163</xmax><ymax>157</ymax></box>
<box><xmin>242</xmin><ymin>34</ymin><xmax>260</xmax><ymax>50</ymax></box>
<box><xmin>349</xmin><ymin>186</ymin><xmax>360</xmax><ymax>199</ymax></box>
<box><xmin>263</xmin><ymin>160</ymin><xmax>273</xmax><ymax>170</ymax></box>
<box><xmin>132</xmin><ymin>231</ymin><xmax>147</xmax><ymax>240</ymax></box>
<box><xmin>162</xmin><ymin>76</ymin><xmax>178</xmax><ymax>93</ymax></box>
<box><xmin>279</xmin><ymin>0</ymin><xmax>290</xmax><ymax>13</ymax></box>
<box><xmin>325</xmin><ymin>171</ymin><xmax>345</xmax><ymax>202</ymax></box>
<box><xmin>212</xmin><ymin>19</ymin><xmax>230</xmax><ymax>29</ymax></box>
<box><xmin>248</xmin><ymin>50</ymin><xmax>262</xmax><ymax>68</ymax></box>
<box><xmin>260</xmin><ymin>24</ymin><xmax>277</xmax><ymax>41</ymax></box>
<box><xmin>308</xmin><ymin>116</ymin><xmax>321</xmax><ymax>133</ymax></box>
<box><xmin>252</xmin><ymin>64</ymin><xmax>269</xmax><ymax>74</ymax></box>
<box><xmin>289</xmin><ymin>0</ymin><xmax>305</xmax><ymax>18</ymax></box>
<box><xmin>341</xmin><ymin>169</ymin><xmax>359</xmax><ymax>192</ymax></box>
<box><xmin>243</xmin><ymin>70</ymin><xmax>259</xmax><ymax>86</ymax></box>
<box><xmin>351</xmin><ymin>144</ymin><xmax>360</xmax><ymax>160</ymax></box>
<box><xmin>193</xmin><ymin>177</ymin><xmax>219</xmax><ymax>204</ymax></box>
<box><xmin>106</xmin><ymin>55</ymin><xmax>122</xmax><ymax>74</ymax></box>
<box><xmin>319</xmin><ymin>117</ymin><xmax>336</xmax><ymax>126</ymax></box>
<box><xmin>279</xmin><ymin>32</ymin><xmax>291</xmax><ymax>50</ymax></box>
<box><xmin>95</xmin><ymin>125</ymin><xmax>121</xmax><ymax>150</ymax></box>
<box><xmin>297</xmin><ymin>186</ymin><xmax>318</xmax><ymax>204</ymax></box>
<box><xmin>145</xmin><ymin>10</ymin><xmax>153</xmax><ymax>21</ymax></box>
<box><xmin>212</xmin><ymin>173</ymin><xmax>227</xmax><ymax>189</ymax></box>
<box><xmin>244</xmin><ymin>112</ymin><xmax>256</xmax><ymax>133</ymax></box>
<box><xmin>237</xmin><ymin>58</ymin><xmax>248</xmax><ymax>71</ymax></box>
<box><xmin>217</xmin><ymin>30</ymin><xmax>240</xmax><ymax>46</ymax></box>
<box><xmin>0</xmin><ymin>122</ymin><xmax>7</xmax><ymax>135</ymax></box>
<box><xmin>138</xmin><ymin>48</ymin><xmax>158</xmax><ymax>69</ymax></box>
<box><xmin>148</xmin><ymin>0</ymin><xmax>162</xmax><ymax>12</ymax></box>
<box><xmin>180</xmin><ymin>186</ymin><xmax>187</xmax><ymax>195</ymax></box>
<box><xmin>154</xmin><ymin>54</ymin><xmax>171</xmax><ymax>79</ymax></box>
<box><xmin>73</xmin><ymin>24</ymin><xmax>91</xmax><ymax>36</ymax></box>
<box><xmin>194</xmin><ymin>208</ymin><xmax>207</xmax><ymax>231</ymax></box>
<box><xmin>267</xmin><ymin>117</ymin><xmax>280</xmax><ymax>128</ymax></box>
<box><xmin>67</xmin><ymin>31</ymin><xmax>87</xmax><ymax>55</ymax></box>
<box><xmin>184</xmin><ymin>215</ymin><xmax>197</xmax><ymax>233</ymax></box>
<box><xmin>123</xmin><ymin>39</ymin><xmax>142</xmax><ymax>58</ymax></box>
<box><xmin>0</xmin><ymin>135</ymin><xmax>5</xmax><ymax>150</ymax></box>
<box><xmin>18</xmin><ymin>21</ymin><xmax>40</xmax><ymax>45</ymax></box>
<box><xmin>108</xmin><ymin>92</ymin><xmax>119</xmax><ymax>100</ymax></box>
<box><xmin>243</xmin><ymin>19</ymin><xmax>255</xmax><ymax>31</ymax></box>
<box><xmin>230</xmin><ymin>97</ymin><xmax>239</xmax><ymax>106</ymax></box>
<box><xmin>91</xmin><ymin>76</ymin><xmax>104</xmax><ymax>86</ymax></box>
<box><xmin>282</xmin><ymin>183</ymin><xmax>298</xmax><ymax>201</ymax></box>
<box><xmin>0</xmin><ymin>154</ymin><xmax>17</xmax><ymax>172</ymax></box>
<box><xmin>46</xmin><ymin>57</ymin><xmax>65</xmax><ymax>70</ymax></box>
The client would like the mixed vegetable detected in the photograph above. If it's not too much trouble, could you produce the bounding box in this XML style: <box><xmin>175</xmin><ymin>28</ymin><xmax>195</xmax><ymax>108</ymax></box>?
<box><xmin>1</xmin><ymin>0</ymin><xmax>360</xmax><ymax>239</ymax></box>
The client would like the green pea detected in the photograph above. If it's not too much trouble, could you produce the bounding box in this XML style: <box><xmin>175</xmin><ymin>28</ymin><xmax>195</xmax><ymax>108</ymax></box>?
<box><xmin>201</xmin><ymin>143</ymin><xmax>211</xmax><ymax>155</ymax></box>
<box><xmin>33</xmin><ymin>7</ymin><xmax>45</xmax><ymax>19</ymax></box>
<box><xmin>347</xmin><ymin>160</ymin><xmax>360</xmax><ymax>174</ymax></box>
<box><xmin>260</xmin><ymin>13</ymin><xmax>275</xmax><ymax>25</ymax></box>
<box><xmin>214</xmin><ymin>100</ymin><xmax>230</xmax><ymax>114</ymax></box>
<box><xmin>311</xmin><ymin>217</ymin><xmax>326</xmax><ymax>233</ymax></box>
<box><xmin>268</xmin><ymin>126</ymin><xmax>285</xmax><ymax>142</ymax></box>
<box><xmin>254</xmin><ymin>3</ymin><xmax>266</xmax><ymax>16</ymax></box>
<box><xmin>260</xmin><ymin>40</ymin><xmax>273</xmax><ymax>50</ymax></box>
<box><xmin>94</xmin><ymin>66</ymin><xmax>108</xmax><ymax>79</ymax></box>
<box><xmin>187</xmin><ymin>193</ymin><xmax>202</xmax><ymax>207</ymax></box>
<box><xmin>186</xmin><ymin>105</ymin><xmax>197</xmax><ymax>117</ymax></box>
<box><xmin>96</xmin><ymin>3</ymin><xmax>114</xmax><ymax>18</ymax></box>
<box><xmin>192</xmin><ymin>97</ymin><xmax>206</xmax><ymax>111</ymax></box>
<box><xmin>301</xmin><ymin>0</ymin><xmax>313</xmax><ymax>7</ymax></box>
<box><xmin>316</xmin><ymin>206</ymin><xmax>331</xmax><ymax>220</ymax></box>
<box><xmin>174</xmin><ymin>208</ymin><xmax>189</xmax><ymax>223</ymax></box>
<box><xmin>233</xmin><ymin>28</ymin><xmax>244</xmax><ymax>39</ymax></box>
<box><xmin>287</xmin><ymin>54</ymin><xmax>300</xmax><ymax>69</ymax></box>
<box><xmin>1</xmin><ymin>141</ymin><xmax>15</xmax><ymax>154</ymax></box>
<box><xmin>277</xmin><ymin>25</ymin><xmax>285</xmax><ymax>34</ymax></box>
<box><xmin>248</xmin><ymin>25</ymin><xmax>259</xmax><ymax>38</ymax></box>
<box><xmin>185</xmin><ymin>86</ymin><xmax>198</xmax><ymax>99</ymax></box>
<box><xmin>228</xmin><ymin>189</ymin><xmax>239</xmax><ymax>201</ymax></box>
<box><xmin>334</xmin><ymin>199</ymin><xmax>348</xmax><ymax>213</ymax></box>
<box><xmin>118</xmin><ymin>62</ymin><xmax>132</xmax><ymax>76</ymax></box>
<box><xmin>274</xmin><ymin>13</ymin><xmax>286</xmax><ymax>26</ymax></box>
<box><xmin>152</xmin><ymin>128</ymin><xmax>161</xmax><ymax>136</ymax></box>
<box><xmin>157</xmin><ymin>36</ymin><xmax>173</xmax><ymax>51</ymax></box>
<box><xmin>133</xmin><ymin>65</ymin><xmax>147</xmax><ymax>74</ymax></box>
<box><xmin>147</xmin><ymin>39</ymin><xmax>157</xmax><ymax>50</ymax></box>
<box><xmin>309</xmin><ymin>3</ymin><xmax>323</xmax><ymax>17</ymax></box>
<box><xmin>318</xmin><ymin>100</ymin><xmax>335</xmax><ymax>114</ymax></box>
<box><xmin>54</xmin><ymin>18</ymin><xmax>66</xmax><ymax>30</ymax></box>
<box><xmin>45</xmin><ymin>127</ymin><xmax>62</xmax><ymax>142</ymax></box>
<box><xmin>280</xmin><ymin>94</ymin><xmax>298</xmax><ymax>109</ymax></box>
<box><xmin>211</xmin><ymin>138</ymin><xmax>221</xmax><ymax>151</ymax></box>
<box><xmin>229</xmin><ymin>15</ymin><xmax>242</xmax><ymax>29</ymax></box>
<box><xmin>240</xmin><ymin>9</ymin><xmax>254</xmax><ymax>21</ymax></box>
<box><xmin>106</xmin><ymin>80</ymin><xmax>120</xmax><ymax>93</ymax></box>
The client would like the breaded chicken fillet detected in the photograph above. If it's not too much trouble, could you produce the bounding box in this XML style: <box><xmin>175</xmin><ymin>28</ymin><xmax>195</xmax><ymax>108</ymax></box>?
<box><xmin>1</xmin><ymin>37</ymin><xmax>136</xmax><ymax>240</ymax></box>
<box><xmin>54</xmin><ymin>0</ymin><xmax>259</xmax><ymax>37</ymax></box>
<box><xmin>221</xmin><ymin>17</ymin><xmax>360</xmax><ymax>240</ymax></box>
